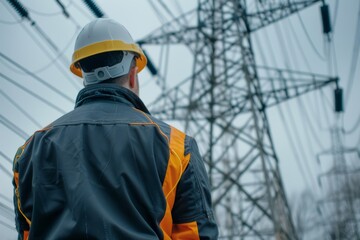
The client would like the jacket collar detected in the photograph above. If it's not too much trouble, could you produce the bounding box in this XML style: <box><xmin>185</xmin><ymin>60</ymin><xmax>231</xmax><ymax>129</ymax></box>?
<box><xmin>75</xmin><ymin>84</ymin><xmax>151</xmax><ymax>114</ymax></box>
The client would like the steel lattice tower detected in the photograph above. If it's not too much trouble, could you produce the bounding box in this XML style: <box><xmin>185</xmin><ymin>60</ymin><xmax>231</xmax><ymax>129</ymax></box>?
<box><xmin>139</xmin><ymin>0</ymin><xmax>337</xmax><ymax>239</ymax></box>
<box><xmin>317</xmin><ymin>122</ymin><xmax>360</xmax><ymax>239</ymax></box>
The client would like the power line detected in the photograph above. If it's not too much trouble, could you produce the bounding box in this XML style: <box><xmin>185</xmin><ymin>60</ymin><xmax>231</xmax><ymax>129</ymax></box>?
<box><xmin>0</xmin><ymin>90</ymin><xmax>42</xmax><ymax>128</ymax></box>
<box><xmin>82</xmin><ymin>0</ymin><xmax>104</xmax><ymax>18</ymax></box>
<box><xmin>0</xmin><ymin>18</ymin><xmax>22</xmax><ymax>24</ymax></box>
<box><xmin>0</xmin><ymin>202</ymin><xmax>14</xmax><ymax>220</ymax></box>
<box><xmin>274</xmin><ymin>20</ymin><xmax>320</xmax><ymax>193</ymax></box>
<box><xmin>284</xmin><ymin>102</ymin><xmax>319</xmax><ymax>191</ymax></box>
<box><xmin>1</xmin><ymin>0</ymin><xmax>82</xmax><ymax>90</ymax></box>
<box><xmin>54</xmin><ymin>0</ymin><xmax>82</xmax><ymax>29</ymax></box>
<box><xmin>20</xmin><ymin>0</ymin><xmax>72</xmax><ymax>16</ymax></box>
<box><xmin>0</xmin><ymin>219</ymin><xmax>15</xmax><ymax>231</ymax></box>
<box><xmin>71</xmin><ymin>1</ymin><xmax>93</xmax><ymax>20</ymax></box>
<box><xmin>247</xmin><ymin>11</ymin><xmax>318</xmax><ymax>195</ymax></box>
<box><xmin>286</xmin><ymin>17</ymin><xmax>313</xmax><ymax>72</ymax></box>
<box><xmin>343</xmin><ymin>112</ymin><xmax>360</xmax><ymax>135</ymax></box>
<box><xmin>0</xmin><ymin>193</ymin><xmax>12</xmax><ymax>205</ymax></box>
<box><xmin>275</xmin><ymin>19</ymin><xmax>324</xmax><ymax>192</ymax></box>
<box><xmin>345</xmin><ymin>0</ymin><xmax>360</xmax><ymax>107</ymax></box>
<box><xmin>0</xmin><ymin>114</ymin><xmax>29</xmax><ymax>140</ymax></box>
<box><xmin>277</xmin><ymin>104</ymin><xmax>312</xmax><ymax>191</ymax></box>
<box><xmin>282</xmin><ymin>18</ymin><xmax>329</xmax><ymax>148</ymax></box>
<box><xmin>0</xmin><ymin>161</ymin><xmax>13</xmax><ymax>178</ymax></box>
<box><xmin>31</xmin><ymin>27</ymin><xmax>78</xmax><ymax>74</ymax></box>
<box><xmin>332</xmin><ymin>0</ymin><xmax>340</xmax><ymax>30</ymax></box>
<box><xmin>0</xmin><ymin>52</ymin><xmax>74</xmax><ymax>103</ymax></box>
<box><xmin>148</xmin><ymin>0</ymin><xmax>168</xmax><ymax>24</ymax></box>
<box><xmin>0</xmin><ymin>151</ymin><xmax>13</xmax><ymax>165</ymax></box>
<box><xmin>297</xmin><ymin>99</ymin><xmax>326</xmax><ymax>150</ymax></box>
<box><xmin>296</xmin><ymin>11</ymin><xmax>326</xmax><ymax>61</ymax></box>
<box><xmin>0</xmin><ymin>72</ymin><xmax>67</xmax><ymax>114</ymax></box>
<box><xmin>157</xmin><ymin>0</ymin><xmax>176</xmax><ymax>18</ymax></box>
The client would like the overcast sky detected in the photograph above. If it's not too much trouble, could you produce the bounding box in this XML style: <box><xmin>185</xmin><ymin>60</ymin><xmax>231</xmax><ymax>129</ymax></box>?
<box><xmin>0</xmin><ymin>0</ymin><xmax>359</xmax><ymax>238</ymax></box>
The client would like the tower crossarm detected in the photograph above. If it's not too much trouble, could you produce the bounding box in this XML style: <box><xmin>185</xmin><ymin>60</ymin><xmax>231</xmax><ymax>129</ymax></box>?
<box><xmin>139</xmin><ymin>1</ymin><xmax>322</xmax><ymax>46</ymax></box>
<box><xmin>138</xmin><ymin>9</ymin><xmax>199</xmax><ymax>46</ymax></box>
<box><xmin>245</xmin><ymin>0</ymin><xmax>321</xmax><ymax>32</ymax></box>
<box><xmin>148</xmin><ymin>68</ymin><xmax>337</xmax><ymax>121</ymax></box>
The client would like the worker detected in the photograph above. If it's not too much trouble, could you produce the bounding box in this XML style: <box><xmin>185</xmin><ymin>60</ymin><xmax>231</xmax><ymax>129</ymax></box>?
<box><xmin>12</xmin><ymin>18</ymin><xmax>218</xmax><ymax>239</ymax></box>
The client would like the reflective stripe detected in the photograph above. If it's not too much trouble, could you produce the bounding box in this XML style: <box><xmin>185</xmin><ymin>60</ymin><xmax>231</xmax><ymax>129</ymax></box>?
<box><xmin>14</xmin><ymin>172</ymin><xmax>19</xmax><ymax>187</ymax></box>
<box><xmin>160</xmin><ymin>127</ymin><xmax>190</xmax><ymax>239</ymax></box>
<box><xmin>24</xmin><ymin>230</ymin><xmax>29</xmax><ymax>240</ymax></box>
<box><xmin>172</xmin><ymin>221</ymin><xmax>200</xmax><ymax>240</ymax></box>
<box><xmin>12</xmin><ymin>127</ymin><xmax>51</xmax><ymax>229</ymax></box>
<box><xmin>14</xmin><ymin>172</ymin><xmax>31</xmax><ymax>226</ymax></box>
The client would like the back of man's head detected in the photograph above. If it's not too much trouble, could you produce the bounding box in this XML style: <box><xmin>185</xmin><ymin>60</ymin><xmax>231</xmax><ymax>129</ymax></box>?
<box><xmin>79</xmin><ymin>51</ymin><xmax>129</xmax><ymax>85</ymax></box>
<box><xmin>69</xmin><ymin>18</ymin><xmax>147</xmax><ymax>86</ymax></box>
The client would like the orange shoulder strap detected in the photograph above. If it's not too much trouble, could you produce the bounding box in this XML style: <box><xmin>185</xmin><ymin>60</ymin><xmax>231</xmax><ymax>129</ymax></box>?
<box><xmin>160</xmin><ymin>126</ymin><xmax>191</xmax><ymax>239</ymax></box>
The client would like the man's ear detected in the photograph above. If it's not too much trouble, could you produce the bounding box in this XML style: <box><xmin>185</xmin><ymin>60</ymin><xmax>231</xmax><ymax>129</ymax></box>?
<box><xmin>129</xmin><ymin>66</ymin><xmax>138</xmax><ymax>89</ymax></box>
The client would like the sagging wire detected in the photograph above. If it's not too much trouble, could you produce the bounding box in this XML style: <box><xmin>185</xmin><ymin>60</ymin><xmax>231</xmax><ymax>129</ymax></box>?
<box><xmin>0</xmin><ymin>52</ymin><xmax>74</xmax><ymax>103</ymax></box>
<box><xmin>0</xmin><ymin>151</ymin><xmax>13</xmax><ymax>165</ymax></box>
<box><xmin>0</xmin><ymin>114</ymin><xmax>29</xmax><ymax>140</ymax></box>
<box><xmin>20</xmin><ymin>0</ymin><xmax>72</xmax><ymax>16</ymax></box>
<box><xmin>2</xmin><ymin>0</ymin><xmax>82</xmax><ymax>90</ymax></box>
<box><xmin>296</xmin><ymin>11</ymin><xmax>326</xmax><ymax>61</ymax></box>
<box><xmin>0</xmin><ymin>72</ymin><xmax>67</xmax><ymax>114</ymax></box>
<box><xmin>0</xmin><ymin>90</ymin><xmax>42</xmax><ymax>128</ymax></box>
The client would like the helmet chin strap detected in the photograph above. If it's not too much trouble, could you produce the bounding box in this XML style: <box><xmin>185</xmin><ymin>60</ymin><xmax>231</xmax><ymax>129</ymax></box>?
<box><xmin>83</xmin><ymin>52</ymin><xmax>135</xmax><ymax>85</ymax></box>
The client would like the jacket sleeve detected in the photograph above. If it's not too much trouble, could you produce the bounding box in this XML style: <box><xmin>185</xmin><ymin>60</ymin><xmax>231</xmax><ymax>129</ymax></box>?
<box><xmin>13</xmin><ymin>141</ymin><xmax>33</xmax><ymax>240</ymax></box>
<box><xmin>171</xmin><ymin>137</ymin><xmax>219</xmax><ymax>240</ymax></box>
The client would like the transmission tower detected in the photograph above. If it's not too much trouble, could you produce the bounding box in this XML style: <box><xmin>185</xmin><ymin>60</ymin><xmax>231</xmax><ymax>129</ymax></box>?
<box><xmin>317</xmin><ymin>102</ymin><xmax>360</xmax><ymax>240</ymax></box>
<box><xmin>140</xmin><ymin>0</ymin><xmax>337</xmax><ymax>239</ymax></box>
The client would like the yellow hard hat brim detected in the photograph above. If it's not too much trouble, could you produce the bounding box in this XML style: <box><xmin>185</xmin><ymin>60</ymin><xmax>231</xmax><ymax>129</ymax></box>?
<box><xmin>70</xmin><ymin>40</ymin><xmax>147</xmax><ymax>78</ymax></box>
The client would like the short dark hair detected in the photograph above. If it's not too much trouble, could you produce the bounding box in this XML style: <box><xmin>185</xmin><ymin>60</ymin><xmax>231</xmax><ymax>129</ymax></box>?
<box><xmin>78</xmin><ymin>51</ymin><xmax>136</xmax><ymax>85</ymax></box>
<box><xmin>79</xmin><ymin>51</ymin><xmax>124</xmax><ymax>73</ymax></box>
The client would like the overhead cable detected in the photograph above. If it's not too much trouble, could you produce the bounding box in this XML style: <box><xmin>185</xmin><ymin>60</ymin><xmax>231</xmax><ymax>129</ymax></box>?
<box><xmin>6</xmin><ymin>0</ymin><xmax>60</xmax><ymax>52</ymax></box>
<box><xmin>19</xmin><ymin>0</ymin><xmax>72</xmax><ymax>16</ymax></box>
<box><xmin>55</xmin><ymin>0</ymin><xmax>70</xmax><ymax>18</ymax></box>
<box><xmin>82</xmin><ymin>0</ymin><xmax>104</xmax><ymax>18</ymax></box>
<box><xmin>0</xmin><ymin>90</ymin><xmax>42</xmax><ymax>128</ymax></box>
<box><xmin>297</xmin><ymin>99</ymin><xmax>325</xmax><ymax>149</ymax></box>
<box><xmin>287</xmin><ymin>18</ymin><xmax>312</xmax><ymax>72</ymax></box>
<box><xmin>5</xmin><ymin>0</ymin><xmax>29</xmax><ymax>19</ymax></box>
<box><xmin>296</xmin><ymin>11</ymin><xmax>326</xmax><ymax>61</ymax></box>
<box><xmin>31</xmin><ymin>28</ymin><xmax>78</xmax><ymax>74</ymax></box>
<box><xmin>0</xmin><ymin>202</ymin><xmax>15</xmax><ymax>221</ymax></box>
<box><xmin>158</xmin><ymin>0</ymin><xmax>183</xmax><ymax>24</ymax></box>
<box><xmin>0</xmin><ymin>114</ymin><xmax>29</xmax><ymax>140</ymax></box>
<box><xmin>148</xmin><ymin>0</ymin><xmax>168</xmax><ymax>24</ymax></box>
<box><xmin>254</xmin><ymin>20</ymin><xmax>312</xmax><ymax>192</ymax></box>
<box><xmin>0</xmin><ymin>193</ymin><xmax>12</xmax><ymax>205</ymax></box>
<box><xmin>0</xmin><ymin>17</ymin><xmax>22</xmax><ymax>24</ymax></box>
<box><xmin>0</xmin><ymin>219</ymin><xmax>15</xmax><ymax>231</ymax></box>
<box><xmin>285</xmin><ymin>103</ymin><xmax>319</xmax><ymax>190</ymax></box>
<box><xmin>1</xmin><ymin>0</ymin><xmax>82</xmax><ymax>90</ymax></box>
<box><xmin>275</xmin><ymin>20</ymin><xmax>320</xmax><ymax>193</ymax></box>
<box><xmin>0</xmin><ymin>151</ymin><xmax>13</xmax><ymax>164</ymax></box>
<box><xmin>0</xmin><ymin>72</ymin><xmax>67</xmax><ymax>114</ymax></box>
<box><xmin>54</xmin><ymin>0</ymin><xmax>82</xmax><ymax>29</ymax></box>
<box><xmin>345</xmin><ymin>1</ymin><xmax>360</xmax><ymax>107</ymax></box>
<box><xmin>0</xmin><ymin>161</ymin><xmax>12</xmax><ymax>178</ymax></box>
<box><xmin>0</xmin><ymin>52</ymin><xmax>74</xmax><ymax>103</ymax></box>
<box><xmin>343</xmin><ymin>113</ymin><xmax>360</xmax><ymax>135</ymax></box>
<box><xmin>332</xmin><ymin>0</ymin><xmax>339</xmax><ymax>30</ymax></box>
<box><xmin>277</xmin><ymin>105</ymin><xmax>312</xmax><ymax>191</ymax></box>
<box><xmin>72</xmin><ymin>1</ymin><xmax>93</xmax><ymax>20</ymax></box>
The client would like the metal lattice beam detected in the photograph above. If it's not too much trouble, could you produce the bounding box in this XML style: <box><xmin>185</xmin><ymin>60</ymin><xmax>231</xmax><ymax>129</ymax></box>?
<box><xmin>140</xmin><ymin>0</ymin><xmax>332</xmax><ymax>239</ymax></box>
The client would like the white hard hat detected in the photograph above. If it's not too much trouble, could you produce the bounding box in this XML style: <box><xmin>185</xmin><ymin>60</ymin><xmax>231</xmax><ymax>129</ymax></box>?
<box><xmin>70</xmin><ymin>18</ymin><xmax>147</xmax><ymax>81</ymax></box>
